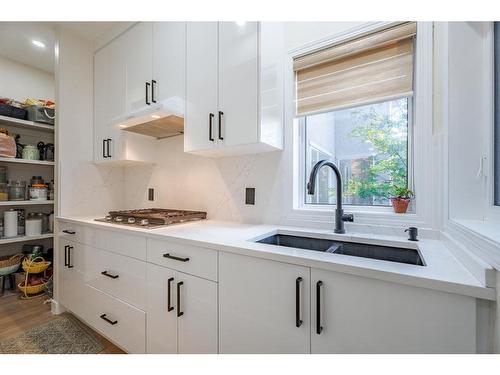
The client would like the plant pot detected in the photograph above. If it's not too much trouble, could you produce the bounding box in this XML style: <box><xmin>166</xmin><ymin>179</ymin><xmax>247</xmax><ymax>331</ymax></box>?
<box><xmin>390</xmin><ymin>197</ymin><xmax>410</xmax><ymax>214</ymax></box>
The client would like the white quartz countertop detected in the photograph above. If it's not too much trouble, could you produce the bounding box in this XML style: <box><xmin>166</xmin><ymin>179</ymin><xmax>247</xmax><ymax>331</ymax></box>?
<box><xmin>57</xmin><ymin>216</ymin><xmax>496</xmax><ymax>301</ymax></box>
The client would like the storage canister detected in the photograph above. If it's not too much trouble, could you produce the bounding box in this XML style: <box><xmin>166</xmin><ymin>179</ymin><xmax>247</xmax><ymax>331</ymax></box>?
<box><xmin>29</xmin><ymin>184</ymin><xmax>48</xmax><ymax>201</ymax></box>
<box><xmin>4</xmin><ymin>209</ymin><xmax>18</xmax><ymax>238</ymax></box>
<box><xmin>0</xmin><ymin>182</ymin><xmax>8</xmax><ymax>201</ymax></box>
<box><xmin>22</xmin><ymin>145</ymin><xmax>39</xmax><ymax>160</ymax></box>
<box><xmin>8</xmin><ymin>180</ymin><xmax>26</xmax><ymax>201</ymax></box>
<box><xmin>25</xmin><ymin>213</ymin><xmax>42</xmax><ymax>236</ymax></box>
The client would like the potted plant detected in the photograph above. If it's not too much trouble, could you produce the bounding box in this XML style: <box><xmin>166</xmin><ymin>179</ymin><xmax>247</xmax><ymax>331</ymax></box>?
<box><xmin>390</xmin><ymin>186</ymin><xmax>414</xmax><ymax>214</ymax></box>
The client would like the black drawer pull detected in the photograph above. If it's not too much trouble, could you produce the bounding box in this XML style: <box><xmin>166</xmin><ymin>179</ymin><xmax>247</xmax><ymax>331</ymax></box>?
<box><xmin>101</xmin><ymin>270</ymin><xmax>119</xmax><ymax>279</ymax></box>
<box><xmin>62</xmin><ymin>230</ymin><xmax>76</xmax><ymax>234</ymax></box>
<box><xmin>102</xmin><ymin>139</ymin><xmax>107</xmax><ymax>158</ymax></box>
<box><xmin>296</xmin><ymin>277</ymin><xmax>303</xmax><ymax>328</ymax></box>
<box><xmin>100</xmin><ymin>314</ymin><xmax>118</xmax><ymax>325</ymax></box>
<box><xmin>163</xmin><ymin>253</ymin><xmax>190</xmax><ymax>262</ymax></box>
<box><xmin>151</xmin><ymin>80</ymin><xmax>157</xmax><ymax>103</ymax></box>
<box><xmin>218</xmin><ymin>111</ymin><xmax>224</xmax><ymax>140</ymax></box>
<box><xmin>64</xmin><ymin>245</ymin><xmax>69</xmax><ymax>267</ymax></box>
<box><xmin>177</xmin><ymin>281</ymin><xmax>184</xmax><ymax>317</ymax></box>
<box><xmin>106</xmin><ymin>138</ymin><xmax>112</xmax><ymax>158</ymax></box>
<box><xmin>167</xmin><ymin>277</ymin><xmax>174</xmax><ymax>312</ymax></box>
<box><xmin>316</xmin><ymin>280</ymin><xmax>323</xmax><ymax>335</ymax></box>
<box><xmin>209</xmin><ymin>113</ymin><xmax>215</xmax><ymax>141</ymax></box>
<box><xmin>67</xmin><ymin>246</ymin><xmax>74</xmax><ymax>269</ymax></box>
<box><xmin>145</xmin><ymin>82</ymin><xmax>151</xmax><ymax>105</ymax></box>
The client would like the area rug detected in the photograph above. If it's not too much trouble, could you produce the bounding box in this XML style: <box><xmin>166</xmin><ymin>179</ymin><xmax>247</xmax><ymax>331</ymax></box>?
<box><xmin>0</xmin><ymin>314</ymin><xmax>105</xmax><ymax>354</ymax></box>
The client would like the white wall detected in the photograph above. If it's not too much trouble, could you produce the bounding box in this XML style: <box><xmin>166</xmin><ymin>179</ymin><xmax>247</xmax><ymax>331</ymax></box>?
<box><xmin>56</xmin><ymin>29</ymin><xmax>124</xmax><ymax>217</ymax></box>
<box><xmin>0</xmin><ymin>56</ymin><xmax>54</xmax><ymax>102</ymax></box>
<box><xmin>123</xmin><ymin>22</ymin><xmax>367</xmax><ymax>226</ymax></box>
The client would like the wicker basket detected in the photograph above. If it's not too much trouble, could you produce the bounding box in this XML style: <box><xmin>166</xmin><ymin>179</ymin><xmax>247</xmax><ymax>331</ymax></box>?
<box><xmin>18</xmin><ymin>280</ymin><xmax>48</xmax><ymax>295</ymax></box>
<box><xmin>22</xmin><ymin>257</ymin><xmax>50</xmax><ymax>274</ymax></box>
<box><xmin>0</xmin><ymin>254</ymin><xmax>23</xmax><ymax>276</ymax></box>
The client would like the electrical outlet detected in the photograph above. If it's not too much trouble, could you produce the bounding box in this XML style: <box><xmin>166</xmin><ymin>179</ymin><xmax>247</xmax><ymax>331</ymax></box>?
<box><xmin>148</xmin><ymin>188</ymin><xmax>154</xmax><ymax>201</ymax></box>
<box><xmin>245</xmin><ymin>188</ymin><xmax>255</xmax><ymax>205</ymax></box>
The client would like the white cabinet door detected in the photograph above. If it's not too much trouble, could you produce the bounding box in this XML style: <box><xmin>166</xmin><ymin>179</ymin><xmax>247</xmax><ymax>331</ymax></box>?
<box><xmin>219</xmin><ymin>252</ymin><xmax>310</xmax><ymax>353</ymax></box>
<box><xmin>218</xmin><ymin>22</ymin><xmax>259</xmax><ymax>147</ymax></box>
<box><xmin>152</xmin><ymin>22</ymin><xmax>185</xmax><ymax>107</ymax></box>
<box><xmin>147</xmin><ymin>263</ymin><xmax>218</xmax><ymax>354</ymax></box>
<box><xmin>58</xmin><ymin>238</ymin><xmax>86</xmax><ymax>315</ymax></box>
<box><xmin>146</xmin><ymin>263</ymin><xmax>177</xmax><ymax>354</ymax></box>
<box><xmin>176</xmin><ymin>271</ymin><xmax>218</xmax><ymax>354</ymax></box>
<box><xmin>311</xmin><ymin>268</ymin><xmax>477</xmax><ymax>354</ymax></box>
<box><xmin>125</xmin><ymin>22</ymin><xmax>153</xmax><ymax>114</ymax></box>
<box><xmin>185</xmin><ymin>22</ymin><xmax>218</xmax><ymax>152</ymax></box>
<box><xmin>93</xmin><ymin>46</ymin><xmax>109</xmax><ymax>163</ymax></box>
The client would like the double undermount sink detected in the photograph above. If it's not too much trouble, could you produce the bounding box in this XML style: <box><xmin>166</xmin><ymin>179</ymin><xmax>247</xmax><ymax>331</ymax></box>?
<box><xmin>256</xmin><ymin>233</ymin><xmax>424</xmax><ymax>266</ymax></box>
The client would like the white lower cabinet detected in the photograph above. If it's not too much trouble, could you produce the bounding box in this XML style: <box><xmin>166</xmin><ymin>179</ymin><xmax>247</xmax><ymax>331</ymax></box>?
<box><xmin>82</xmin><ymin>285</ymin><xmax>146</xmax><ymax>354</ymax></box>
<box><xmin>310</xmin><ymin>268</ymin><xmax>477</xmax><ymax>353</ymax></box>
<box><xmin>146</xmin><ymin>263</ymin><xmax>218</xmax><ymax>353</ymax></box>
<box><xmin>58</xmin><ymin>238</ymin><xmax>87</xmax><ymax>316</ymax></box>
<box><xmin>218</xmin><ymin>252</ymin><xmax>311</xmax><ymax>354</ymax></box>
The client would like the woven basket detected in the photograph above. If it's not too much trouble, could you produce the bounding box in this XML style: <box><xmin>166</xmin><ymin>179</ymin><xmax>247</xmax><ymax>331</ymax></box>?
<box><xmin>18</xmin><ymin>280</ymin><xmax>48</xmax><ymax>295</ymax></box>
<box><xmin>0</xmin><ymin>254</ymin><xmax>23</xmax><ymax>276</ymax></box>
<box><xmin>22</xmin><ymin>257</ymin><xmax>50</xmax><ymax>274</ymax></box>
<box><xmin>0</xmin><ymin>253</ymin><xmax>23</xmax><ymax>268</ymax></box>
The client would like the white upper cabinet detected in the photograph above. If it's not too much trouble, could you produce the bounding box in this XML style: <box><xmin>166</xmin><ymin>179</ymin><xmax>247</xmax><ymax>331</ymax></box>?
<box><xmin>185</xmin><ymin>22</ymin><xmax>219</xmax><ymax>153</ymax></box>
<box><xmin>152</xmin><ymin>22</ymin><xmax>186</xmax><ymax>107</ymax></box>
<box><xmin>93</xmin><ymin>22</ymin><xmax>187</xmax><ymax>166</ymax></box>
<box><xmin>185</xmin><ymin>22</ymin><xmax>284</xmax><ymax>157</ymax></box>
<box><xmin>125</xmin><ymin>23</ymin><xmax>153</xmax><ymax>114</ymax></box>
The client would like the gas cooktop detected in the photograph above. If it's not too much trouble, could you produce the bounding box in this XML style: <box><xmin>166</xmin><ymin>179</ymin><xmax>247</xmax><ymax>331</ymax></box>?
<box><xmin>95</xmin><ymin>208</ymin><xmax>207</xmax><ymax>228</ymax></box>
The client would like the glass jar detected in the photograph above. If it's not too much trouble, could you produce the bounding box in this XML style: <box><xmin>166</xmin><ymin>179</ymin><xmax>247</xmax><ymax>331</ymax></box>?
<box><xmin>8</xmin><ymin>180</ymin><xmax>26</xmax><ymax>201</ymax></box>
<box><xmin>22</xmin><ymin>145</ymin><xmax>40</xmax><ymax>160</ymax></box>
<box><xmin>0</xmin><ymin>182</ymin><xmax>8</xmax><ymax>201</ymax></box>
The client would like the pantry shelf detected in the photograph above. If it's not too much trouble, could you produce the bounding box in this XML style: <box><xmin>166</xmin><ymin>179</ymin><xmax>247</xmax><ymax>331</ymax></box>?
<box><xmin>0</xmin><ymin>233</ymin><xmax>53</xmax><ymax>245</ymax></box>
<box><xmin>0</xmin><ymin>200</ymin><xmax>54</xmax><ymax>206</ymax></box>
<box><xmin>0</xmin><ymin>115</ymin><xmax>54</xmax><ymax>133</ymax></box>
<box><xmin>0</xmin><ymin>157</ymin><xmax>54</xmax><ymax>166</ymax></box>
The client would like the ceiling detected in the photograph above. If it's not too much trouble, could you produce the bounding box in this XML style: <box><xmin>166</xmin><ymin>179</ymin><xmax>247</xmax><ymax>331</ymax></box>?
<box><xmin>0</xmin><ymin>22</ymin><xmax>121</xmax><ymax>74</ymax></box>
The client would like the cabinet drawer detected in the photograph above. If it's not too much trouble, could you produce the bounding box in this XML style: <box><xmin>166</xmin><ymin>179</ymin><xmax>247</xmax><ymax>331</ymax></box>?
<box><xmin>85</xmin><ymin>247</ymin><xmax>147</xmax><ymax>310</ymax></box>
<box><xmin>58</xmin><ymin>221</ymin><xmax>94</xmax><ymax>246</ymax></box>
<box><xmin>147</xmin><ymin>239</ymin><xmax>217</xmax><ymax>281</ymax></box>
<box><xmin>95</xmin><ymin>229</ymin><xmax>147</xmax><ymax>261</ymax></box>
<box><xmin>82</xmin><ymin>285</ymin><xmax>146</xmax><ymax>354</ymax></box>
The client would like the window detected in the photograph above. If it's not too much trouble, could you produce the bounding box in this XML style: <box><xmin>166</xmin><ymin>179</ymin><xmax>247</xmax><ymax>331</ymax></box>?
<box><xmin>294</xmin><ymin>22</ymin><xmax>415</xmax><ymax>208</ymax></box>
<box><xmin>495</xmin><ymin>22</ymin><xmax>500</xmax><ymax>206</ymax></box>
<box><xmin>303</xmin><ymin>98</ymin><xmax>410</xmax><ymax>206</ymax></box>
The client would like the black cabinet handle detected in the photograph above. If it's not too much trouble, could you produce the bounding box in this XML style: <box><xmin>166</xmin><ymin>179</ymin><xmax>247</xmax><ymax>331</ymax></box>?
<box><xmin>209</xmin><ymin>113</ymin><xmax>214</xmax><ymax>141</ymax></box>
<box><xmin>163</xmin><ymin>253</ymin><xmax>190</xmax><ymax>262</ymax></box>
<box><xmin>100</xmin><ymin>314</ymin><xmax>118</xmax><ymax>325</ymax></box>
<box><xmin>106</xmin><ymin>138</ymin><xmax>112</xmax><ymax>158</ymax></box>
<box><xmin>102</xmin><ymin>139</ymin><xmax>108</xmax><ymax>158</ymax></box>
<box><xmin>101</xmin><ymin>270</ymin><xmax>119</xmax><ymax>279</ymax></box>
<box><xmin>67</xmin><ymin>246</ymin><xmax>74</xmax><ymax>269</ymax></box>
<box><xmin>316</xmin><ymin>281</ymin><xmax>323</xmax><ymax>335</ymax></box>
<box><xmin>145</xmin><ymin>82</ymin><xmax>151</xmax><ymax>105</ymax></box>
<box><xmin>62</xmin><ymin>230</ymin><xmax>76</xmax><ymax>235</ymax></box>
<box><xmin>151</xmin><ymin>80</ymin><xmax>157</xmax><ymax>103</ymax></box>
<box><xmin>177</xmin><ymin>281</ymin><xmax>184</xmax><ymax>317</ymax></box>
<box><xmin>167</xmin><ymin>277</ymin><xmax>174</xmax><ymax>312</ymax></box>
<box><xmin>296</xmin><ymin>277</ymin><xmax>303</xmax><ymax>328</ymax></box>
<box><xmin>64</xmin><ymin>245</ymin><xmax>68</xmax><ymax>267</ymax></box>
<box><xmin>218</xmin><ymin>111</ymin><xmax>224</xmax><ymax>140</ymax></box>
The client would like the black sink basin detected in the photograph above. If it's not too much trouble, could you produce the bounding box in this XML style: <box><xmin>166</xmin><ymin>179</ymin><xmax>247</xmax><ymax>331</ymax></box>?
<box><xmin>256</xmin><ymin>234</ymin><xmax>424</xmax><ymax>266</ymax></box>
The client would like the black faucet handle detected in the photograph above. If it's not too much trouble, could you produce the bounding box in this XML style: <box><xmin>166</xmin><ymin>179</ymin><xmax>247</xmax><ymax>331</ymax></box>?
<box><xmin>341</xmin><ymin>213</ymin><xmax>354</xmax><ymax>222</ymax></box>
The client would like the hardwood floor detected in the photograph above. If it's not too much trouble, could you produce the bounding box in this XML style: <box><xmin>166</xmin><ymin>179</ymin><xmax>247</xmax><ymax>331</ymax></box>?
<box><xmin>0</xmin><ymin>292</ymin><xmax>124</xmax><ymax>354</ymax></box>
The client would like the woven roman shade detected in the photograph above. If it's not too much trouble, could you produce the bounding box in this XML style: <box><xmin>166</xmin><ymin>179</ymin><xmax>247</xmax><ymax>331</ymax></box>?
<box><xmin>294</xmin><ymin>22</ymin><xmax>416</xmax><ymax>116</ymax></box>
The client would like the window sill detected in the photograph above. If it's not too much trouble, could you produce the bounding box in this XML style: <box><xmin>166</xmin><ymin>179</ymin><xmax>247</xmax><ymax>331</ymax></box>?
<box><xmin>285</xmin><ymin>206</ymin><xmax>428</xmax><ymax>230</ymax></box>
<box><xmin>452</xmin><ymin>218</ymin><xmax>500</xmax><ymax>247</ymax></box>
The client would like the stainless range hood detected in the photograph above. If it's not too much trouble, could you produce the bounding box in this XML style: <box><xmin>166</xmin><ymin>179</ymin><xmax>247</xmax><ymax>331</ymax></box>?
<box><xmin>116</xmin><ymin>97</ymin><xmax>184</xmax><ymax>139</ymax></box>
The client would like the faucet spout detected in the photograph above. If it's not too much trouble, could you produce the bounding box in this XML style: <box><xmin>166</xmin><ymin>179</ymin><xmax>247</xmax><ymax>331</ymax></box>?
<box><xmin>307</xmin><ymin>160</ymin><xmax>350</xmax><ymax>234</ymax></box>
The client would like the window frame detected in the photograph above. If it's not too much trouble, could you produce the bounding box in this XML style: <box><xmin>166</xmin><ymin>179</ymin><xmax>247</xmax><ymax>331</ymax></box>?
<box><xmin>287</xmin><ymin>22</ymin><xmax>434</xmax><ymax>228</ymax></box>
<box><xmin>297</xmin><ymin>97</ymin><xmax>415</xmax><ymax>212</ymax></box>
